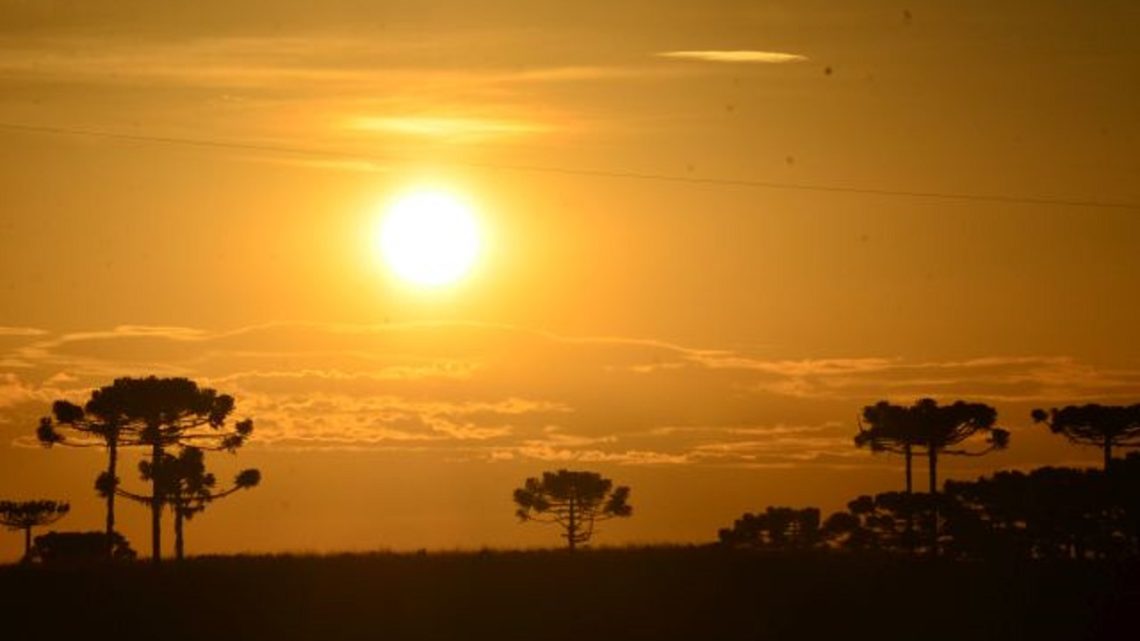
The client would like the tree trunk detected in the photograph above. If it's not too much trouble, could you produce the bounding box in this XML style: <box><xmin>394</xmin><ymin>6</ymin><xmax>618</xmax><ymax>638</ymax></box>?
<box><xmin>106</xmin><ymin>441</ymin><xmax>118</xmax><ymax>559</ymax></box>
<box><xmin>904</xmin><ymin>443</ymin><xmax>914</xmax><ymax>551</ymax></box>
<box><xmin>1104</xmin><ymin>439</ymin><xmax>1113</xmax><ymax>472</ymax></box>
<box><xmin>928</xmin><ymin>448</ymin><xmax>939</xmax><ymax>557</ymax></box>
<box><xmin>23</xmin><ymin>526</ymin><xmax>32</xmax><ymax>562</ymax></box>
<box><xmin>151</xmin><ymin>441</ymin><xmax>162</xmax><ymax>565</ymax></box>
<box><xmin>566</xmin><ymin>495</ymin><xmax>577</xmax><ymax>552</ymax></box>
<box><xmin>904</xmin><ymin>443</ymin><xmax>913</xmax><ymax>495</ymax></box>
<box><xmin>928</xmin><ymin>448</ymin><xmax>939</xmax><ymax>494</ymax></box>
<box><xmin>174</xmin><ymin>505</ymin><xmax>184</xmax><ymax>561</ymax></box>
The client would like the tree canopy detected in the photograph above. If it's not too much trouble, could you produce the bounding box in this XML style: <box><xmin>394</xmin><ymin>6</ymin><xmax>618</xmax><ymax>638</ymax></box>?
<box><xmin>119</xmin><ymin>446</ymin><xmax>261</xmax><ymax>560</ymax></box>
<box><xmin>513</xmin><ymin>469</ymin><xmax>632</xmax><ymax>551</ymax></box>
<box><xmin>1032</xmin><ymin>404</ymin><xmax>1140</xmax><ymax>470</ymax></box>
<box><xmin>857</xmin><ymin>399</ymin><xmax>1008</xmax><ymax>494</ymax></box>
<box><xmin>0</xmin><ymin>500</ymin><xmax>70</xmax><ymax>561</ymax></box>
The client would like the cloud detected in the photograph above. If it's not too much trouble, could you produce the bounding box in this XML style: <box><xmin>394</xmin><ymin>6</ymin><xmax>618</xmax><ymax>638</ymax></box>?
<box><xmin>0</xmin><ymin>327</ymin><xmax>48</xmax><ymax>337</ymax></box>
<box><xmin>1</xmin><ymin>322</ymin><xmax>1137</xmax><ymax>470</ymax></box>
<box><xmin>657</xmin><ymin>50</ymin><xmax>809</xmax><ymax>64</ymax></box>
<box><xmin>351</xmin><ymin>115</ymin><xmax>552</xmax><ymax>141</ymax></box>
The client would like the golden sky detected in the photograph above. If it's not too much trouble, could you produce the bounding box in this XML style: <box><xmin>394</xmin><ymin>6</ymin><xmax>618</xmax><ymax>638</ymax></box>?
<box><xmin>1</xmin><ymin>1</ymin><xmax>1138</xmax><ymax>560</ymax></box>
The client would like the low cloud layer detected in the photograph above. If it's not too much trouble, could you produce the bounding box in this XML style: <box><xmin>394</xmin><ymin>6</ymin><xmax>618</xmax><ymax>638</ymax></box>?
<box><xmin>2</xmin><ymin>322</ymin><xmax>1136</xmax><ymax>469</ymax></box>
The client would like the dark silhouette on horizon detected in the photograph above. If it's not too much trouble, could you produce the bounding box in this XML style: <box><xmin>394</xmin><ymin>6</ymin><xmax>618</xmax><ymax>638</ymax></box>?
<box><xmin>38</xmin><ymin>376</ymin><xmax>254</xmax><ymax>563</ymax></box>
<box><xmin>33</xmin><ymin>530</ymin><xmax>136</xmax><ymax>563</ymax></box>
<box><xmin>39</xmin><ymin>386</ymin><xmax>148</xmax><ymax>558</ymax></box>
<box><xmin>718</xmin><ymin>507</ymin><xmax>822</xmax><ymax>549</ymax></box>
<box><xmin>856</xmin><ymin>401</ymin><xmax>924</xmax><ymax>494</ymax></box>
<box><xmin>1032</xmin><ymin>403</ymin><xmax>1140</xmax><ymax>470</ymax></box>
<box><xmin>856</xmin><ymin>398</ymin><xmax>1009</xmax><ymax>495</ymax></box>
<box><xmin>116</xmin><ymin>446</ymin><xmax>260</xmax><ymax>560</ymax></box>
<box><xmin>720</xmin><ymin>453</ymin><xmax>1140</xmax><ymax>560</ymax></box>
<box><xmin>856</xmin><ymin>398</ymin><xmax>1009</xmax><ymax>552</ymax></box>
<box><xmin>0</xmin><ymin>500</ymin><xmax>69</xmax><ymax>562</ymax></box>
<box><xmin>513</xmin><ymin>469</ymin><xmax>632</xmax><ymax>551</ymax></box>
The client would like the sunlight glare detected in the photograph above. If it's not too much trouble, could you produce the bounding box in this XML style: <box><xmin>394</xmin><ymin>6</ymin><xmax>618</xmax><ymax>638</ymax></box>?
<box><xmin>377</xmin><ymin>189</ymin><xmax>481</xmax><ymax>287</ymax></box>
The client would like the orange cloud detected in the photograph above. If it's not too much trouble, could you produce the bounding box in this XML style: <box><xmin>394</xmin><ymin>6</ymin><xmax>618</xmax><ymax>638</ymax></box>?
<box><xmin>2</xmin><ymin>322</ymin><xmax>1138</xmax><ymax>469</ymax></box>
<box><xmin>657</xmin><ymin>50</ymin><xmax>808</xmax><ymax>64</ymax></box>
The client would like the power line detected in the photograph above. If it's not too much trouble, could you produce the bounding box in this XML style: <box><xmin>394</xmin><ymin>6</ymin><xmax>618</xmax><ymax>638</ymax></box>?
<box><xmin>2</xmin><ymin>121</ymin><xmax>1137</xmax><ymax>210</ymax></box>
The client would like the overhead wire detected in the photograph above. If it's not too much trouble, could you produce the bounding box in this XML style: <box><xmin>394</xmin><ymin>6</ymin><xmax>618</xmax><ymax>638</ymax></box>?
<box><xmin>1</xmin><ymin>121</ymin><xmax>1136</xmax><ymax>210</ymax></box>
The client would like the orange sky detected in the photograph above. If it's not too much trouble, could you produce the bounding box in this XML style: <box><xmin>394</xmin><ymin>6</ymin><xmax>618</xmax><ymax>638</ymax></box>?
<box><xmin>1</xmin><ymin>1</ymin><xmax>1139</xmax><ymax>561</ymax></box>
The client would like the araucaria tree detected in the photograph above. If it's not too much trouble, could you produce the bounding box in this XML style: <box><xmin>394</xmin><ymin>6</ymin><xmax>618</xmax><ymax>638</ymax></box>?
<box><xmin>69</xmin><ymin>377</ymin><xmax>254</xmax><ymax>563</ymax></box>
<box><xmin>911</xmin><ymin>398</ymin><xmax>1009</xmax><ymax>493</ymax></box>
<box><xmin>38</xmin><ymin>385</ymin><xmax>146</xmax><ymax>557</ymax></box>
<box><xmin>856</xmin><ymin>401</ymin><xmax>925</xmax><ymax>494</ymax></box>
<box><xmin>859</xmin><ymin>399</ymin><xmax>1008</xmax><ymax>494</ymax></box>
<box><xmin>513</xmin><ymin>469</ymin><xmax>632</xmax><ymax>551</ymax></box>
<box><xmin>1032</xmin><ymin>404</ymin><xmax>1140</xmax><ymax>471</ymax></box>
<box><xmin>0</xmin><ymin>500</ymin><xmax>69</xmax><ymax>561</ymax></box>
<box><xmin>118</xmin><ymin>447</ymin><xmax>260</xmax><ymax>560</ymax></box>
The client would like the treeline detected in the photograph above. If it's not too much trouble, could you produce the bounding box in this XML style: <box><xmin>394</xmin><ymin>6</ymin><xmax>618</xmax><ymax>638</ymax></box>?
<box><xmin>7</xmin><ymin>380</ymin><xmax>1140</xmax><ymax>562</ymax></box>
<box><xmin>3</xmin><ymin>377</ymin><xmax>260</xmax><ymax>563</ymax></box>
<box><xmin>721</xmin><ymin>398</ymin><xmax>1140</xmax><ymax>559</ymax></box>
<box><xmin>720</xmin><ymin>457</ymin><xmax>1140</xmax><ymax>560</ymax></box>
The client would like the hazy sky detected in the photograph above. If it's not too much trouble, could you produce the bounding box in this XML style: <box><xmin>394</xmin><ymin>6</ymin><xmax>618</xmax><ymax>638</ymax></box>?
<box><xmin>1</xmin><ymin>0</ymin><xmax>1138</xmax><ymax>560</ymax></box>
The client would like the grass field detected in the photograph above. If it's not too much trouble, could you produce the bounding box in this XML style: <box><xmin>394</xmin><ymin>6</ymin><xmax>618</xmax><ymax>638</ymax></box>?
<box><xmin>1</xmin><ymin>547</ymin><xmax>1136</xmax><ymax>640</ymax></box>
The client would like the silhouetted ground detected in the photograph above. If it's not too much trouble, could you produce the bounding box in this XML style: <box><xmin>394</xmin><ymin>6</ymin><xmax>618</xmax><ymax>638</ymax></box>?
<box><xmin>1</xmin><ymin>547</ymin><xmax>1136</xmax><ymax>640</ymax></box>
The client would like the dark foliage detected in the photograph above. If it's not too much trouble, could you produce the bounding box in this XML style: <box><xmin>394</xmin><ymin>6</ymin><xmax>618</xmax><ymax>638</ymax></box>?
<box><xmin>718</xmin><ymin>507</ymin><xmax>821</xmax><ymax>549</ymax></box>
<box><xmin>513</xmin><ymin>469</ymin><xmax>631</xmax><ymax>550</ymax></box>
<box><xmin>0</xmin><ymin>500</ymin><xmax>70</xmax><ymax>561</ymax></box>
<box><xmin>32</xmin><ymin>531</ymin><xmax>136</xmax><ymax>563</ymax></box>
<box><xmin>722</xmin><ymin>454</ymin><xmax>1140</xmax><ymax>561</ymax></box>
<box><xmin>1032</xmin><ymin>404</ymin><xmax>1140</xmax><ymax>470</ymax></box>
<box><xmin>943</xmin><ymin>455</ymin><xmax>1140</xmax><ymax>560</ymax></box>
<box><xmin>118</xmin><ymin>446</ymin><xmax>260</xmax><ymax>560</ymax></box>
<box><xmin>857</xmin><ymin>398</ymin><xmax>1009</xmax><ymax>495</ymax></box>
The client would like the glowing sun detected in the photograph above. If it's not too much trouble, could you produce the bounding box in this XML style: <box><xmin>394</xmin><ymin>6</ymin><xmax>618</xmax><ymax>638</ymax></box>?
<box><xmin>377</xmin><ymin>190</ymin><xmax>481</xmax><ymax>286</ymax></box>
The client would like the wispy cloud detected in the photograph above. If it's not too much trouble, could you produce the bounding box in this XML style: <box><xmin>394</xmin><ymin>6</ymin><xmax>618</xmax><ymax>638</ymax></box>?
<box><xmin>1</xmin><ymin>321</ymin><xmax>1135</xmax><ymax>469</ymax></box>
<box><xmin>351</xmin><ymin>115</ymin><xmax>552</xmax><ymax>141</ymax></box>
<box><xmin>0</xmin><ymin>327</ymin><xmax>48</xmax><ymax>337</ymax></box>
<box><xmin>657</xmin><ymin>50</ymin><xmax>808</xmax><ymax>64</ymax></box>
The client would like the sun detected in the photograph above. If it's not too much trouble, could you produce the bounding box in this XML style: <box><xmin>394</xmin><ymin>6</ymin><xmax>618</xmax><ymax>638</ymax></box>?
<box><xmin>377</xmin><ymin>189</ymin><xmax>481</xmax><ymax>287</ymax></box>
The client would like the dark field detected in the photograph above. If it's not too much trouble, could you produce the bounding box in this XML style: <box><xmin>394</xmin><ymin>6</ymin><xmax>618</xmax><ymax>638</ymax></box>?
<box><xmin>1</xmin><ymin>547</ymin><xmax>1137</xmax><ymax>641</ymax></box>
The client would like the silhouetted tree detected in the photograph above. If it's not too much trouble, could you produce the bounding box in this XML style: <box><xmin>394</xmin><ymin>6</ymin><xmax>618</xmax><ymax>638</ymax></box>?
<box><xmin>513</xmin><ymin>469</ymin><xmax>632</xmax><ymax>551</ymax></box>
<box><xmin>820</xmin><ymin>492</ymin><xmax>943</xmax><ymax>553</ymax></box>
<box><xmin>945</xmin><ymin>466</ymin><xmax>1119</xmax><ymax>559</ymax></box>
<box><xmin>856</xmin><ymin>401</ymin><xmax>923</xmax><ymax>494</ymax></box>
<box><xmin>1032</xmin><ymin>404</ymin><xmax>1140</xmax><ymax>471</ymax></box>
<box><xmin>82</xmin><ymin>377</ymin><xmax>253</xmax><ymax>563</ymax></box>
<box><xmin>38</xmin><ymin>386</ymin><xmax>147</xmax><ymax>557</ymax></box>
<box><xmin>909</xmin><ymin>399</ymin><xmax>1008</xmax><ymax>494</ymax></box>
<box><xmin>118</xmin><ymin>447</ymin><xmax>261</xmax><ymax>560</ymax></box>
<box><xmin>856</xmin><ymin>399</ymin><xmax>1007</xmax><ymax>547</ymax></box>
<box><xmin>0</xmin><ymin>500</ymin><xmax>69</xmax><ymax>561</ymax></box>
<box><xmin>719</xmin><ymin>507</ymin><xmax>822</xmax><ymax>549</ymax></box>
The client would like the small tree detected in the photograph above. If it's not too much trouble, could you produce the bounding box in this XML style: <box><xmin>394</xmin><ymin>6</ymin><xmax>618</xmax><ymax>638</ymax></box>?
<box><xmin>118</xmin><ymin>447</ymin><xmax>260</xmax><ymax>560</ymax></box>
<box><xmin>1032</xmin><ymin>404</ymin><xmax>1140</xmax><ymax>471</ymax></box>
<box><xmin>38</xmin><ymin>386</ymin><xmax>147</xmax><ymax>557</ymax></box>
<box><xmin>513</xmin><ymin>469</ymin><xmax>632</xmax><ymax>551</ymax></box>
<box><xmin>0</xmin><ymin>500</ymin><xmax>70</xmax><ymax>561</ymax></box>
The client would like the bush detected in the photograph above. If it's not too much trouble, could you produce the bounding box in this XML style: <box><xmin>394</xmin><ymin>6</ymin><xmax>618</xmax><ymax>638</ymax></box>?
<box><xmin>33</xmin><ymin>531</ymin><xmax>136</xmax><ymax>563</ymax></box>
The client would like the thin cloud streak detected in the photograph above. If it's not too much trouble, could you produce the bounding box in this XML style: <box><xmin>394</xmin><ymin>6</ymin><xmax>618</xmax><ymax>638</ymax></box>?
<box><xmin>658</xmin><ymin>50</ymin><xmax>808</xmax><ymax>64</ymax></box>
<box><xmin>351</xmin><ymin>115</ymin><xmax>553</xmax><ymax>141</ymax></box>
